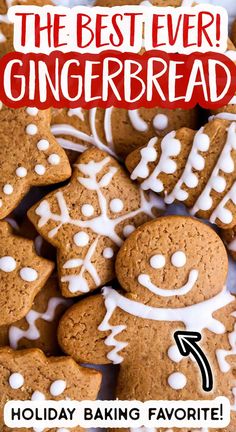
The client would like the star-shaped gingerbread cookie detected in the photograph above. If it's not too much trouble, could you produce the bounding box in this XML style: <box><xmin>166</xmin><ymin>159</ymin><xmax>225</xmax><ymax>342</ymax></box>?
<box><xmin>0</xmin><ymin>105</ymin><xmax>71</xmax><ymax>219</ymax></box>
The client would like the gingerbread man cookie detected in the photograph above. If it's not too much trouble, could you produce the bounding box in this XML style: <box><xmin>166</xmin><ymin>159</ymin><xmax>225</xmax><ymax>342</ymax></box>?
<box><xmin>0</xmin><ymin>105</ymin><xmax>71</xmax><ymax>219</ymax></box>
<box><xmin>0</xmin><ymin>0</ymin><xmax>53</xmax><ymax>57</ymax></box>
<box><xmin>28</xmin><ymin>147</ymin><xmax>164</xmax><ymax>297</ymax></box>
<box><xmin>0</xmin><ymin>347</ymin><xmax>101</xmax><ymax>432</ymax></box>
<box><xmin>58</xmin><ymin>216</ymin><xmax>236</xmax><ymax>430</ymax></box>
<box><xmin>0</xmin><ymin>221</ymin><xmax>54</xmax><ymax>326</ymax></box>
<box><xmin>0</xmin><ymin>275</ymin><xmax>72</xmax><ymax>355</ymax></box>
<box><xmin>126</xmin><ymin>117</ymin><xmax>236</xmax><ymax>229</ymax></box>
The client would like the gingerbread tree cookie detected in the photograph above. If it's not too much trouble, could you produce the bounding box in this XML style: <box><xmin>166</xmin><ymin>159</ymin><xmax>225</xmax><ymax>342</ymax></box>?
<box><xmin>28</xmin><ymin>147</ymin><xmax>164</xmax><ymax>297</ymax></box>
<box><xmin>58</xmin><ymin>216</ymin><xmax>236</xmax><ymax>430</ymax></box>
<box><xmin>0</xmin><ymin>347</ymin><xmax>101</xmax><ymax>432</ymax></box>
<box><xmin>0</xmin><ymin>275</ymin><xmax>71</xmax><ymax>355</ymax></box>
<box><xmin>126</xmin><ymin>117</ymin><xmax>236</xmax><ymax>229</ymax></box>
<box><xmin>0</xmin><ymin>221</ymin><xmax>54</xmax><ymax>326</ymax></box>
<box><xmin>0</xmin><ymin>105</ymin><xmax>71</xmax><ymax>219</ymax></box>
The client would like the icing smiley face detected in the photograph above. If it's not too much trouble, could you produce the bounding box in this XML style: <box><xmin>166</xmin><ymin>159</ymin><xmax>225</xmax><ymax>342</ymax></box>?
<box><xmin>138</xmin><ymin>250</ymin><xmax>199</xmax><ymax>298</ymax></box>
<box><xmin>116</xmin><ymin>216</ymin><xmax>228</xmax><ymax>308</ymax></box>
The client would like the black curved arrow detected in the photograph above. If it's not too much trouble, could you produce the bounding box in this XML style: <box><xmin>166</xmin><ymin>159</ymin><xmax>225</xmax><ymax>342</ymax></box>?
<box><xmin>174</xmin><ymin>331</ymin><xmax>213</xmax><ymax>392</ymax></box>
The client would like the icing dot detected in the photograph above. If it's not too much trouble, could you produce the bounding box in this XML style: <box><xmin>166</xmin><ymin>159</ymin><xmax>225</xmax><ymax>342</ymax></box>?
<box><xmin>26</xmin><ymin>124</ymin><xmax>38</xmax><ymax>135</ymax></box>
<box><xmin>19</xmin><ymin>267</ymin><xmax>38</xmax><ymax>282</ymax></box>
<box><xmin>0</xmin><ymin>199</ymin><xmax>2</xmax><ymax>208</ymax></box>
<box><xmin>81</xmin><ymin>204</ymin><xmax>94</xmax><ymax>217</ymax></box>
<box><xmin>26</xmin><ymin>107</ymin><xmax>39</xmax><ymax>116</ymax></box>
<box><xmin>168</xmin><ymin>345</ymin><xmax>183</xmax><ymax>363</ymax></box>
<box><xmin>74</xmin><ymin>231</ymin><xmax>89</xmax><ymax>247</ymax></box>
<box><xmin>48</xmin><ymin>154</ymin><xmax>60</xmax><ymax>165</ymax></box>
<box><xmin>3</xmin><ymin>184</ymin><xmax>13</xmax><ymax>195</ymax></box>
<box><xmin>171</xmin><ymin>251</ymin><xmax>187</xmax><ymax>268</ymax></box>
<box><xmin>31</xmin><ymin>391</ymin><xmax>45</xmax><ymax>401</ymax></box>
<box><xmin>0</xmin><ymin>256</ymin><xmax>16</xmax><ymax>272</ymax></box>
<box><xmin>16</xmin><ymin>167</ymin><xmax>27</xmax><ymax>178</ymax></box>
<box><xmin>37</xmin><ymin>139</ymin><xmax>49</xmax><ymax>151</ymax></box>
<box><xmin>168</xmin><ymin>372</ymin><xmax>187</xmax><ymax>390</ymax></box>
<box><xmin>103</xmin><ymin>247</ymin><xmax>114</xmax><ymax>259</ymax></box>
<box><xmin>109</xmin><ymin>198</ymin><xmax>124</xmax><ymax>213</ymax></box>
<box><xmin>35</xmin><ymin>164</ymin><xmax>46</xmax><ymax>176</ymax></box>
<box><xmin>150</xmin><ymin>254</ymin><xmax>166</xmax><ymax>269</ymax></box>
<box><xmin>123</xmin><ymin>225</ymin><xmax>135</xmax><ymax>237</ymax></box>
<box><xmin>50</xmin><ymin>380</ymin><xmax>66</xmax><ymax>396</ymax></box>
<box><xmin>9</xmin><ymin>373</ymin><xmax>24</xmax><ymax>389</ymax></box>
<box><xmin>153</xmin><ymin>113</ymin><xmax>169</xmax><ymax>130</ymax></box>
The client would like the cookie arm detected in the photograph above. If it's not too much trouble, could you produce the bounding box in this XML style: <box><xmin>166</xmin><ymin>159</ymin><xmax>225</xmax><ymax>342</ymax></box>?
<box><xmin>58</xmin><ymin>295</ymin><xmax>112</xmax><ymax>364</ymax></box>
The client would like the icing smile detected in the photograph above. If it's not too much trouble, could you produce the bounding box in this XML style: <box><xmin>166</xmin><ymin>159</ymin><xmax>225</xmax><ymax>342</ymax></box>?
<box><xmin>138</xmin><ymin>269</ymin><xmax>199</xmax><ymax>297</ymax></box>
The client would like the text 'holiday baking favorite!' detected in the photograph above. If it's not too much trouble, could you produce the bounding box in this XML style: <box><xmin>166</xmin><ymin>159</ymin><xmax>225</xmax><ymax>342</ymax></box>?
<box><xmin>0</xmin><ymin>4</ymin><xmax>236</xmax><ymax>109</ymax></box>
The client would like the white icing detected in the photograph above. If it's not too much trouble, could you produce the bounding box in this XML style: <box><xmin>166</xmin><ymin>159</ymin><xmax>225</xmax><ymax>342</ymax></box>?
<box><xmin>0</xmin><ymin>199</ymin><xmax>2</xmax><ymax>208</ymax></box>
<box><xmin>104</xmin><ymin>107</ymin><xmax>114</xmax><ymax>151</ymax></box>
<box><xmin>3</xmin><ymin>184</ymin><xmax>13</xmax><ymax>195</ymax></box>
<box><xmin>210</xmin><ymin>113</ymin><xmax>236</xmax><ymax>122</ymax></box>
<box><xmin>16</xmin><ymin>166</ymin><xmax>27</xmax><ymax>178</ymax></box>
<box><xmin>153</xmin><ymin>113</ymin><xmax>168</xmax><ymax>131</ymax></box>
<box><xmin>150</xmin><ymin>254</ymin><xmax>165</xmax><ymax>269</ymax></box>
<box><xmin>26</xmin><ymin>124</ymin><xmax>38</xmax><ymax>135</ymax></box>
<box><xmin>132</xmin><ymin>133</ymin><xmax>181</xmax><ymax>194</ymax></box>
<box><xmin>109</xmin><ymin>198</ymin><xmax>124</xmax><ymax>213</ymax></box>
<box><xmin>48</xmin><ymin>154</ymin><xmax>60</xmax><ymax>165</ymax></box>
<box><xmin>99</xmin><ymin>286</ymin><xmax>233</xmax><ymax>364</ymax></box>
<box><xmin>19</xmin><ymin>267</ymin><xmax>38</xmax><ymax>282</ymax></box>
<box><xmin>128</xmin><ymin>110</ymin><xmax>148</xmax><ymax>132</ymax></box>
<box><xmin>0</xmin><ymin>256</ymin><xmax>16</xmax><ymax>272</ymax></box>
<box><xmin>171</xmin><ymin>251</ymin><xmax>186</xmax><ymax>268</ymax></box>
<box><xmin>216</xmin><ymin>312</ymin><xmax>236</xmax><ymax>373</ymax></box>
<box><xmin>89</xmin><ymin>109</ymin><xmax>118</xmax><ymax>158</ymax></box>
<box><xmin>138</xmin><ymin>269</ymin><xmax>198</xmax><ymax>297</ymax></box>
<box><xmin>191</xmin><ymin>122</ymin><xmax>236</xmax><ymax>215</ymax></box>
<box><xmin>73</xmin><ymin>231</ymin><xmax>89</xmax><ymax>247</ymax></box>
<box><xmin>168</xmin><ymin>345</ymin><xmax>183</xmax><ymax>363</ymax></box>
<box><xmin>26</xmin><ymin>107</ymin><xmax>38</xmax><ymax>116</ymax></box>
<box><xmin>9</xmin><ymin>297</ymin><xmax>68</xmax><ymax>349</ymax></box>
<box><xmin>35</xmin><ymin>164</ymin><xmax>46</xmax><ymax>175</ymax></box>
<box><xmin>9</xmin><ymin>373</ymin><xmax>24</xmax><ymax>389</ymax></box>
<box><xmin>62</xmin><ymin>236</ymin><xmax>100</xmax><ymax>293</ymax></box>
<box><xmin>68</xmin><ymin>108</ymin><xmax>84</xmax><ymax>121</ymax></box>
<box><xmin>37</xmin><ymin>139</ymin><xmax>49</xmax><ymax>151</ymax></box>
<box><xmin>50</xmin><ymin>380</ymin><xmax>66</xmax><ymax>397</ymax></box>
<box><xmin>0</xmin><ymin>31</ymin><xmax>6</xmax><ymax>43</ymax></box>
<box><xmin>168</xmin><ymin>372</ymin><xmax>187</xmax><ymax>390</ymax></box>
<box><xmin>210</xmin><ymin>181</ymin><xmax>236</xmax><ymax>225</ymax></box>
<box><xmin>81</xmin><ymin>204</ymin><xmax>94</xmax><ymax>217</ymax></box>
<box><xmin>35</xmin><ymin>156</ymin><xmax>162</xmax><ymax>293</ymax></box>
<box><xmin>103</xmin><ymin>247</ymin><xmax>114</xmax><ymax>259</ymax></box>
<box><xmin>229</xmin><ymin>238</ymin><xmax>236</xmax><ymax>252</ymax></box>
<box><xmin>123</xmin><ymin>225</ymin><xmax>136</xmax><ymax>237</ymax></box>
<box><xmin>55</xmin><ymin>137</ymin><xmax>87</xmax><ymax>153</ymax></box>
<box><xmin>31</xmin><ymin>391</ymin><xmax>45</xmax><ymax>401</ymax></box>
<box><xmin>165</xmin><ymin>128</ymin><xmax>210</xmax><ymax>204</ymax></box>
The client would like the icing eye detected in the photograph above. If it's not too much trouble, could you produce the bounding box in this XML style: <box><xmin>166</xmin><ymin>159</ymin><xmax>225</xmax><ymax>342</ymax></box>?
<box><xmin>171</xmin><ymin>251</ymin><xmax>187</xmax><ymax>268</ymax></box>
<box><xmin>150</xmin><ymin>254</ymin><xmax>166</xmax><ymax>269</ymax></box>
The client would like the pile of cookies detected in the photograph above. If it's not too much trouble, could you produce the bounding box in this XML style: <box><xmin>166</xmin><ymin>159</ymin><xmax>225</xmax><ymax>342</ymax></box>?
<box><xmin>0</xmin><ymin>0</ymin><xmax>236</xmax><ymax>432</ymax></box>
